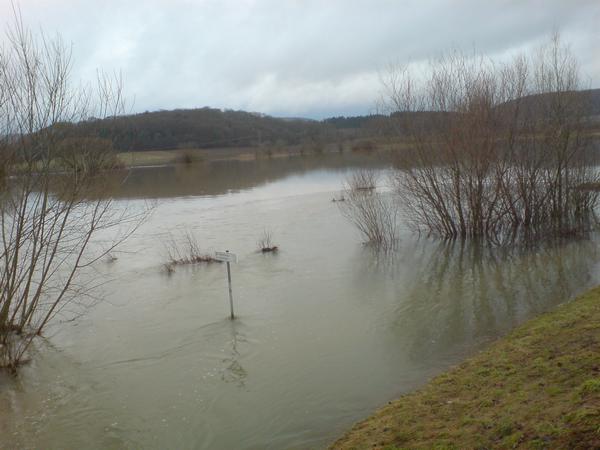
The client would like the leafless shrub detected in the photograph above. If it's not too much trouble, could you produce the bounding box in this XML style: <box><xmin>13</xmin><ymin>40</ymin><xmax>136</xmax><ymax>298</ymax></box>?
<box><xmin>174</xmin><ymin>149</ymin><xmax>203</xmax><ymax>165</ymax></box>
<box><xmin>351</xmin><ymin>139</ymin><xmax>376</xmax><ymax>154</ymax></box>
<box><xmin>163</xmin><ymin>263</ymin><xmax>176</xmax><ymax>275</ymax></box>
<box><xmin>381</xmin><ymin>34</ymin><xmax>598</xmax><ymax>241</ymax></box>
<box><xmin>55</xmin><ymin>137</ymin><xmax>123</xmax><ymax>174</ymax></box>
<box><xmin>0</xmin><ymin>11</ymin><xmax>148</xmax><ymax>371</ymax></box>
<box><xmin>347</xmin><ymin>169</ymin><xmax>378</xmax><ymax>191</ymax></box>
<box><xmin>164</xmin><ymin>231</ymin><xmax>217</xmax><ymax>270</ymax></box>
<box><xmin>257</xmin><ymin>229</ymin><xmax>278</xmax><ymax>252</ymax></box>
<box><xmin>338</xmin><ymin>170</ymin><xmax>398</xmax><ymax>249</ymax></box>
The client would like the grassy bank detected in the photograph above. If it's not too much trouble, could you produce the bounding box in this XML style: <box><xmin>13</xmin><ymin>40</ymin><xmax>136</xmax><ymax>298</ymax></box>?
<box><xmin>115</xmin><ymin>139</ymin><xmax>405</xmax><ymax>168</ymax></box>
<box><xmin>116</xmin><ymin>147</ymin><xmax>257</xmax><ymax>167</ymax></box>
<box><xmin>332</xmin><ymin>287</ymin><xmax>600</xmax><ymax>449</ymax></box>
<box><xmin>116</xmin><ymin>145</ymin><xmax>322</xmax><ymax>167</ymax></box>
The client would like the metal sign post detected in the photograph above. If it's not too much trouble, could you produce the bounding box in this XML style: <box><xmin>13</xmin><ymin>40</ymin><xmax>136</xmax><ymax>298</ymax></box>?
<box><xmin>215</xmin><ymin>250</ymin><xmax>238</xmax><ymax>319</ymax></box>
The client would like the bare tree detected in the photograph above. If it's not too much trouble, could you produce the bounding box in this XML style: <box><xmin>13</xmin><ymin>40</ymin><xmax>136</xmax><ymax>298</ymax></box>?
<box><xmin>0</xmin><ymin>11</ymin><xmax>146</xmax><ymax>371</ymax></box>
<box><xmin>380</xmin><ymin>34</ymin><xmax>597</xmax><ymax>241</ymax></box>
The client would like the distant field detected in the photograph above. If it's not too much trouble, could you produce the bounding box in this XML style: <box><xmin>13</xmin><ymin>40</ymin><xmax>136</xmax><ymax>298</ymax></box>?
<box><xmin>117</xmin><ymin>147</ymin><xmax>260</xmax><ymax>167</ymax></box>
<box><xmin>116</xmin><ymin>132</ymin><xmax>599</xmax><ymax>169</ymax></box>
<box><xmin>116</xmin><ymin>139</ymin><xmax>397</xmax><ymax>168</ymax></box>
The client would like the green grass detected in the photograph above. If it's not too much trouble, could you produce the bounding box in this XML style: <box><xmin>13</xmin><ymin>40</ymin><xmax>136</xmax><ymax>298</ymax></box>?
<box><xmin>331</xmin><ymin>286</ymin><xmax>600</xmax><ymax>449</ymax></box>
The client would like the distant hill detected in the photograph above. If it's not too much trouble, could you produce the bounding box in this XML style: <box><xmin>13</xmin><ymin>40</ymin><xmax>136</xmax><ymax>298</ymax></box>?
<box><xmin>497</xmin><ymin>88</ymin><xmax>600</xmax><ymax>120</ymax></box>
<box><xmin>581</xmin><ymin>88</ymin><xmax>600</xmax><ymax>115</ymax></box>
<box><xmin>385</xmin><ymin>89</ymin><xmax>600</xmax><ymax>133</ymax></box>
<box><xmin>50</xmin><ymin>89</ymin><xmax>600</xmax><ymax>153</ymax></box>
<box><xmin>60</xmin><ymin>107</ymin><xmax>337</xmax><ymax>152</ymax></box>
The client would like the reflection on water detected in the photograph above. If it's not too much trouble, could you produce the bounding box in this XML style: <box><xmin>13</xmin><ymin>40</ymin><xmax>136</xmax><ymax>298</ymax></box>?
<box><xmin>1</xmin><ymin>155</ymin><xmax>600</xmax><ymax>450</ymax></box>
<box><xmin>384</xmin><ymin>238</ymin><xmax>598</xmax><ymax>361</ymax></box>
<box><xmin>98</xmin><ymin>153</ymin><xmax>390</xmax><ymax>200</ymax></box>
<box><xmin>219</xmin><ymin>321</ymin><xmax>248</xmax><ymax>387</ymax></box>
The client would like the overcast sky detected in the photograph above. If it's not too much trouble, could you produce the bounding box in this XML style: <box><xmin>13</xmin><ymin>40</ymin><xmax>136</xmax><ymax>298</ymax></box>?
<box><xmin>3</xmin><ymin>0</ymin><xmax>599</xmax><ymax>118</ymax></box>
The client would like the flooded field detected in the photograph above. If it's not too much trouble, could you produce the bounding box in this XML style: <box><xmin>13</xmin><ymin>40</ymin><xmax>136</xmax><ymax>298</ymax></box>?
<box><xmin>2</xmin><ymin>155</ymin><xmax>600</xmax><ymax>449</ymax></box>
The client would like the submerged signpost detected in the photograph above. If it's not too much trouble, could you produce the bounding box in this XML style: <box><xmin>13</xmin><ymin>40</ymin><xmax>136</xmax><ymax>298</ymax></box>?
<box><xmin>215</xmin><ymin>250</ymin><xmax>238</xmax><ymax>319</ymax></box>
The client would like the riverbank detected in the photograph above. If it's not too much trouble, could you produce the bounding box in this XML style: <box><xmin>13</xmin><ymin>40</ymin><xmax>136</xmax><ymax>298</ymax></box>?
<box><xmin>116</xmin><ymin>144</ymin><xmax>339</xmax><ymax>167</ymax></box>
<box><xmin>115</xmin><ymin>138</ymin><xmax>407</xmax><ymax>168</ymax></box>
<box><xmin>331</xmin><ymin>286</ymin><xmax>600</xmax><ymax>449</ymax></box>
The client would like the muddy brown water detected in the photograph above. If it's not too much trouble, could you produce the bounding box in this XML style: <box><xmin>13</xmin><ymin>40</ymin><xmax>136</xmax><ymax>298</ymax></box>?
<box><xmin>1</xmin><ymin>155</ymin><xmax>599</xmax><ymax>449</ymax></box>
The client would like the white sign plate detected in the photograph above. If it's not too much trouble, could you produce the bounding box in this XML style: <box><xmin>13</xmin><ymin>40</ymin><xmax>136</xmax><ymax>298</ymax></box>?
<box><xmin>215</xmin><ymin>251</ymin><xmax>237</xmax><ymax>263</ymax></box>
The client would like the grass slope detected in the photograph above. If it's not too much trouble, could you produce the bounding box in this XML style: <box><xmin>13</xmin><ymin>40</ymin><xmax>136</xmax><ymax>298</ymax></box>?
<box><xmin>332</xmin><ymin>287</ymin><xmax>600</xmax><ymax>450</ymax></box>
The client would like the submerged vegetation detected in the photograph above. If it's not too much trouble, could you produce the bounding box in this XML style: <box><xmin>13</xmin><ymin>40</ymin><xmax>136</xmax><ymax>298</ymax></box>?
<box><xmin>383</xmin><ymin>35</ymin><xmax>598</xmax><ymax>242</ymax></box>
<box><xmin>163</xmin><ymin>231</ymin><xmax>219</xmax><ymax>272</ymax></box>
<box><xmin>338</xmin><ymin>36</ymin><xmax>599</xmax><ymax>248</ymax></box>
<box><xmin>257</xmin><ymin>229</ymin><xmax>278</xmax><ymax>253</ymax></box>
<box><xmin>338</xmin><ymin>169</ymin><xmax>398</xmax><ymax>250</ymax></box>
<box><xmin>173</xmin><ymin>149</ymin><xmax>204</xmax><ymax>165</ymax></box>
<box><xmin>332</xmin><ymin>285</ymin><xmax>600</xmax><ymax>449</ymax></box>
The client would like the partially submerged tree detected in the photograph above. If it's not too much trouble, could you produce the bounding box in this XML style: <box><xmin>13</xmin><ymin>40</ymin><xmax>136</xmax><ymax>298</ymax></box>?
<box><xmin>380</xmin><ymin>35</ymin><xmax>597</xmax><ymax>242</ymax></box>
<box><xmin>0</xmin><ymin>12</ymin><xmax>145</xmax><ymax>371</ymax></box>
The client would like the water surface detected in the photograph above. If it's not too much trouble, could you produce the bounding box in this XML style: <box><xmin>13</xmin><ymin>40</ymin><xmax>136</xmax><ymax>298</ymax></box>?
<box><xmin>1</xmin><ymin>155</ymin><xmax>599</xmax><ymax>449</ymax></box>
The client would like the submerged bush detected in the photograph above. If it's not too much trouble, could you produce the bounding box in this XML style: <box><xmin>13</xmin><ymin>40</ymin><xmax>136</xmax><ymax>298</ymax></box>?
<box><xmin>257</xmin><ymin>229</ymin><xmax>278</xmax><ymax>253</ymax></box>
<box><xmin>163</xmin><ymin>231</ymin><xmax>218</xmax><ymax>272</ymax></box>
<box><xmin>338</xmin><ymin>170</ymin><xmax>398</xmax><ymax>249</ymax></box>
<box><xmin>382</xmin><ymin>35</ymin><xmax>598</xmax><ymax>242</ymax></box>
<box><xmin>174</xmin><ymin>150</ymin><xmax>203</xmax><ymax>165</ymax></box>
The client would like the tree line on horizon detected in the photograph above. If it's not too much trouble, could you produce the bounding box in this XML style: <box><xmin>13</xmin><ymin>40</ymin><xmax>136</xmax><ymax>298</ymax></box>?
<box><xmin>42</xmin><ymin>88</ymin><xmax>600</xmax><ymax>155</ymax></box>
<box><xmin>49</xmin><ymin>107</ymin><xmax>386</xmax><ymax>153</ymax></box>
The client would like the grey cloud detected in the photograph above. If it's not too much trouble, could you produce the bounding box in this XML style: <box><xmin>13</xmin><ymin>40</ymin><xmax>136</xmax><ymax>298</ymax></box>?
<box><xmin>6</xmin><ymin>0</ymin><xmax>600</xmax><ymax>118</ymax></box>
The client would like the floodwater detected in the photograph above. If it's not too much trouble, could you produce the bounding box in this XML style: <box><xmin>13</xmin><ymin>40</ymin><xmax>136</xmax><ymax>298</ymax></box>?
<box><xmin>2</xmin><ymin>154</ymin><xmax>600</xmax><ymax>449</ymax></box>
